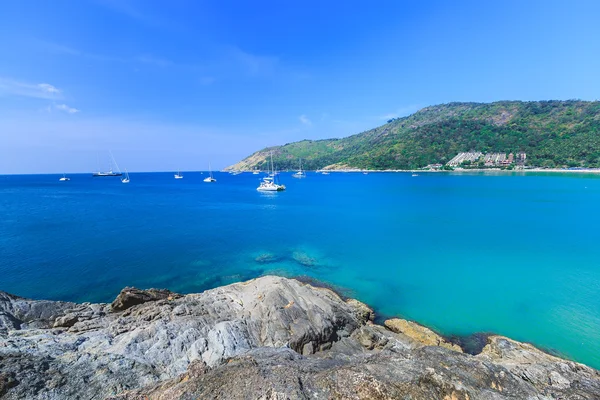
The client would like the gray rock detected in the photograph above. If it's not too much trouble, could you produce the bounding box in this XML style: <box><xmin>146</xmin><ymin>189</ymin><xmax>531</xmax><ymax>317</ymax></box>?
<box><xmin>110</xmin><ymin>287</ymin><xmax>182</xmax><ymax>312</ymax></box>
<box><xmin>0</xmin><ymin>276</ymin><xmax>599</xmax><ymax>399</ymax></box>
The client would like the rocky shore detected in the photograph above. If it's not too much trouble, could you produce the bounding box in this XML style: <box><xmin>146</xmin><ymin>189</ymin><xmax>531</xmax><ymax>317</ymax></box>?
<box><xmin>1</xmin><ymin>276</ymin><xmax>599</xmax><ymax>399</ymax></box>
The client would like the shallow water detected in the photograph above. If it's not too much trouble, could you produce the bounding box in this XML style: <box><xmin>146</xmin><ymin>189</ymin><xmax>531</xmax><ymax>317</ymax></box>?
<box><xmin>1</xmin><ymin>171</ymin><xmax>599</xmax><ymax>368</ymax></box>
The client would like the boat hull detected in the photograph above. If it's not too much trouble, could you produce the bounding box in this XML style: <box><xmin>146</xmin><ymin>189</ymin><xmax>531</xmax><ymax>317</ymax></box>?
<box><xmin>92</xmin><ymin>172</ymin><xmax>123</xmax><ymax>177</ymax></box>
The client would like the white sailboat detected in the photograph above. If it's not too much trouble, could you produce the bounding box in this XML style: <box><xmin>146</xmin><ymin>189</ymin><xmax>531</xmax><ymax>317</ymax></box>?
<box><xmin>252</xmin><ymin>168</ymin><xmax>260</xmax><ymax>175</ymax></box>
<box><xmin>93</xmin><ymin>151</ymin><xmax>123</xmax><ymax>177</ymax></box>
<box><xmin>174</xmin><ymin>169</ymin><xmax>183</xmax><ymax>179</ymax></box>
<box><xmin>203</xmin><ymin>163</ymin><xmax>216</xmax><ymax>182</ymax></box>
<box><xmin>59</xmin><ymin>173</ymin><xmax>70</xmax><ymax>181</ymax></box>
<box><xmin>257</xmin><ymin>152</ymin><xmax>285</xmax><ymax>191</ymax></box>
<box><xmin>292</xmin><ymin>158</ymin><xmax>306</xmax><ymax>178</ymax></box>
<box><xmin>121</xmin><ymin>168</ymin><xmax>130</xmax><ymax>183</ymax></box>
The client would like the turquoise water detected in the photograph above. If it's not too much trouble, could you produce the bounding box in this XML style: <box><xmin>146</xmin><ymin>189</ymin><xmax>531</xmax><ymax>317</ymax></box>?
<box><xmin>1</xmin><ymin>171</ymin><xmax>599</xmax><ymax>368</ymax></box>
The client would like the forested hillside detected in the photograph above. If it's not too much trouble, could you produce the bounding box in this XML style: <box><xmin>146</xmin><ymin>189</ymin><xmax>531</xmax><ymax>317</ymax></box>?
<box><xmin>226</xmin><ymin>100</ymin><xmax>600</xmax><ymax>170</ymax></box>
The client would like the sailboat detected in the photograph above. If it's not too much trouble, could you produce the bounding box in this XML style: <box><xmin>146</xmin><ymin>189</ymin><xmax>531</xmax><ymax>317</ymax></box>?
<box><xmin>174</xmin><ymin>169</ymin><xmax>183</xmax><ymax>179</ymax></box>
<box><xmin>252</xmin><ymin>168</ymin><xmax>260</xmax><ymax>175</ymax></box>
<box><xmin>257</xmin><ymin>152</ymin><xmax>285</xmax><ymax>191</ymax></box>
<box><xmin>292</xmin><ymin>158</ymin><xmax>306</xmax><ymax>178</ymax></box>
<box><xmin>59</xmin><ymin>173</ymin><xmax>70</xmax><ymax>181</ymax></box>
<box><xmin>203</xmin><ymin>163</ymin><xmax>216</xmax><ymax>182</ymax></box>
<box><xmin>93</xmin><ymin>151</ymin><xmax>123</xmax><ymax>177</ymax></box>
<box><xmin>121</xmin><ymin>169</ymin><xmax>130</xmax><ymax>183</ymax></box>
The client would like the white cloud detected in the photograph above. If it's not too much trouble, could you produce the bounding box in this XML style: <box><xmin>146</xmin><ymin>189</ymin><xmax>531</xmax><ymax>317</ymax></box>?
<box><xmin>299</xmin><ymin>114</ymin><xmax>312</xmax><ymax>126</ymax></box>
<box><xmin>38</xmin><ymin>83</ymin><xmax>61</xmax><ymax>95</ymax></box>
<box><xmin>0</xmin><ymin>78</ymin><xmax>63</xmax><ymax>99</ymax></box>
<box><xmin>55</xmin><ymin>104</ymin><xmax>80</xmax><ymax>114</ymax></box>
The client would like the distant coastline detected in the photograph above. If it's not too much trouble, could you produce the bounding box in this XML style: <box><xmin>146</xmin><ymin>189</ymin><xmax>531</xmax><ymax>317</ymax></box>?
<box><xmin>278</xmin><ymin>168</ymin><xmax>600</xmax><ymax>174</ymax></box>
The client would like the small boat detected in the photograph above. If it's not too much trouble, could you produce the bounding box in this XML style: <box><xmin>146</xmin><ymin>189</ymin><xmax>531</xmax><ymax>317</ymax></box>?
<box><xmin>412</xmin><ymin>173</ymin><xmax>419</xmax><ymax>177</ymax></box>
<box><xmin>174</xmin><ymin>169</ymin><xmax>183</xmax><ymax>179</ymax></box>
<box><xmin>363</xmin><ymin>172</ymin><xmax>368</xmax><ymax>175</ymax></box>
<box><xmin>121</xmin><ymin>169</ymin><xmax>130</xmax><ymax>184</ymax></box>
<box><xmin>231</xmin><ymin>170</ymin><xmax>242</xmax><ymax>175</ymax></box>
<box><xmin>257</xmin><ymin>152</ymin><xmax>285</xmax><ymax>191</ymax></box>
<box><xmin>59</xmin><ymin>173</ymin><xmax>70</xmax><ymax>181</ymax></box>
<box><xmin>322</xmin><ymin>171</ymin><xmax>330</xmax><ymax>175</ymax></box>
<box><xmin>93</xmin><ymin>151</ymin><xmax>123</xmax><ymax>177</ymax></box>
<box><xmin>252</xmin><ymin>168</ymin><xmax>260</xmax><ymax>175</ymax></box>
<box><xmin>203</xmin><ymin>163</ymin><xmax>216</xmax><ymax>182</ymax></box>
<box><xmin>292</xmin><ymin>158</ymin><xmax>306</xmax><ymax>178</ymax></box>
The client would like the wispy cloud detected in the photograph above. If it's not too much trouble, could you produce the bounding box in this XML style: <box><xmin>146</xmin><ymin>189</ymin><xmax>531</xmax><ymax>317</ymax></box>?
<box><xmin>0</xmin><ymin>78</ymin><xmax>62</xmax><ymax>99</ymax></box>
<box><xmin>227</xmin><ymin>46</ymin><xmax>279</xmax><ymax>77</ymax></box>
<box><xmin>93</xmin><ymin>0</ymin><xmax>167</xmax><ymax>28</ymax></box>
<box><xmin>299</xmin><ymin>114</ymin><xmax>312</xmax><ymax>126</ymax></box>
<box><xmin>55</xmin><ymin>104</ymin><xmax>80</xmax><ymax>114</ymax></box>
<box><xmin>136</xmin><ymin>55</ymin><xmax>175</xmax><ymax>68</ymax></box>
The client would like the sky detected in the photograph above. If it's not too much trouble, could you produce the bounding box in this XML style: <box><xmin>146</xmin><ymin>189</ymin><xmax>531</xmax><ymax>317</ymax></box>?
<box><xmin>1</xmin><ymin>0</ymin><xmax>600</xmax><ymax>173</ymax></box>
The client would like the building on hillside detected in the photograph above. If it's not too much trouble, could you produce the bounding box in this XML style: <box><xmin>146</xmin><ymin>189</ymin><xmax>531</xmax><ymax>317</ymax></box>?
<box><xmin>445</xmin><ymin>152</ymin><xmax>520</xmax><ymax>167</ymax></box>
<box><xmin>501</xmin><ymin>153</ymin><xmax>514</xmax><ymax>166</ymax></box>
<box><xmin>426</xmin><ymin>163</ymin><xmax>443</xmax><ymax>170</ymax></box>
<box><xmin>516</xmin><ymin>152</ymin><xmax>527</xmax><ymax>166</ymax></box>
<box><xmin>446</xmin><ymin>152</ymin><xmax>483</xmax><ymax>166</ymax></box>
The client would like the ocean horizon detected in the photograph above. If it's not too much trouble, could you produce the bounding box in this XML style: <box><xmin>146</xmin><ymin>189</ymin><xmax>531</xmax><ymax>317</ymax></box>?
<box><xmin>1</xmin><ymin>171</ymin><xmax>599</xmax><ymax>369</ymax></box>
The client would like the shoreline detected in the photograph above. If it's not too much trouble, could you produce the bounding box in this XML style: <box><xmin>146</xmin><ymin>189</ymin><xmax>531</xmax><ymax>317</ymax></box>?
<box><xmin>1</xmin><ymin>273</ymin><xmax>583</xmax><ymax>368</ymax></box>
<box><xmin>2</xmin><ymin>274</ymin><xmax>599</xmax><ymax>398</ymax></box>
<box><xmin>311</xmin><ymin>168</ymin><xmax>600</xmax><ymax>174</ymax></box>
<box><xmin>292</xmin><ymin>274</ymin><xmax>568</xmax><ymax>360</ymax></box>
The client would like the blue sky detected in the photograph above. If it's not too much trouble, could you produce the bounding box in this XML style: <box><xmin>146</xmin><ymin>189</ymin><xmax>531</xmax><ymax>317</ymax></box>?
<box><xmin>1</xmin><ymin>0</ymin><xmax>599</xmax><ymax>173</ymax></box>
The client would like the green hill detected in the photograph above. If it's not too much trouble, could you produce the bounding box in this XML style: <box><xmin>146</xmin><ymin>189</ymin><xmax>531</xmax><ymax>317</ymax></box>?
<box><xmin>226</xmin><ymin>100</ymin><xmax>600</xmax><ymax>171</ymax></box>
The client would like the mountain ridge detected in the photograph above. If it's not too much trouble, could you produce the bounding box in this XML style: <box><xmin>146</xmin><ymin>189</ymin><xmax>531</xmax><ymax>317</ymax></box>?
<box><xmin>226</xmin><ymin>100</ymin><xmax>600</xmax><ymax>171</ymax></box>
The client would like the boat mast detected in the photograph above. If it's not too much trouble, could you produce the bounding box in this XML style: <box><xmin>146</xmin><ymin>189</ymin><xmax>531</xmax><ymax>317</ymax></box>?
<box><xmin>109</xmin><ymin>150</ymin><xmax>121</xmax><ymax>174</ymax></box>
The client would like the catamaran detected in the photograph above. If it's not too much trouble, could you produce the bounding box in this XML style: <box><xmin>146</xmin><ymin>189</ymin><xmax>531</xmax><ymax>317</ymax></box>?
<box><xmin>121</xmin><ymin>169</ymin><xmax>130</xmax><ymax>184</ymax></box>
<box><xmin>203</xmin><ymin>163</ymin><xmax>216</xmax><ymax>182</ymax></box>
<box><xmin>174</xmin><ymin>169</ymin><xmax>183</xmax><ymax>179</ymax></box>
<box><xmin>292</xmin><ymin>158</ymin><xmax>306</xmax><ymax>178</ymax></box>
<box><xmin>257</xmin><ymin>152</ymin><xmax>285</xmax><ymax>191</ymax></box>
<box><xmin>93</xmin><ymin>151</ymin><xmax>123</xmax><ymax>177</ymax></box>
<box><xmin>59</xmin><ymin>173</ymin><xmax>70</xmax><ymax>181</ymax></box>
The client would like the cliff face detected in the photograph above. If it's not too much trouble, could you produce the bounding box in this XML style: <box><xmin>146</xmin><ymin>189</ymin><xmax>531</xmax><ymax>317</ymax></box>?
<box><xmin>1</xmin><ymin>276</ymin><xmax>599</xmax><ymax>399</ymax></box>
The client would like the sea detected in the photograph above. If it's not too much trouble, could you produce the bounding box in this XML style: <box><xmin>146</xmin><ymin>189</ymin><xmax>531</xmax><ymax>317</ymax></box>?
<box><xmin>1</xmin><ymin>171</ymin><xmax>599</xmax><ymax>369</ymax></box>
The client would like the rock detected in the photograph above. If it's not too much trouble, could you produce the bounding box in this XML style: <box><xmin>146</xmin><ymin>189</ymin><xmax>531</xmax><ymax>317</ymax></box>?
<box><xmin>384</xmin><ymin>318</ymin><xmax>463</xmax><ymax>353</ymax></box>
<box><xmin>254</xmin><ymin>253</ymin><xmax>278</xmax><ymax>263</ymax></box>
<box><xmin>291</xmin><ymin>251</ymin><xmax>316</xmax><ymax>267</ymax></box>
<box><xmin>110</xmin><ymin>287</ymin><xmax>181</xmax><ymax>312</ymax></box>
<box><xmin>1</xmin><ymin>276</ymin><xmax>599</xmax><ymax>400</ymax></box>
<box><xmin>477</xmin><ymin>336</ymin><xmax>600</xmax><ymax>396</ymax></box>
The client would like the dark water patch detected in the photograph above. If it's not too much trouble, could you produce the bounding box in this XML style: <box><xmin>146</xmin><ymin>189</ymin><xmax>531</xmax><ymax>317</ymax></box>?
<box><xmin>373</xmin><ymin>311</ymin><xmax>403</xmax><ymax>326</ymax></box>
<box><xmin>445</xmin><ymin>332</ymin><xmax>494</xmax><ymax>355</ymax></box>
